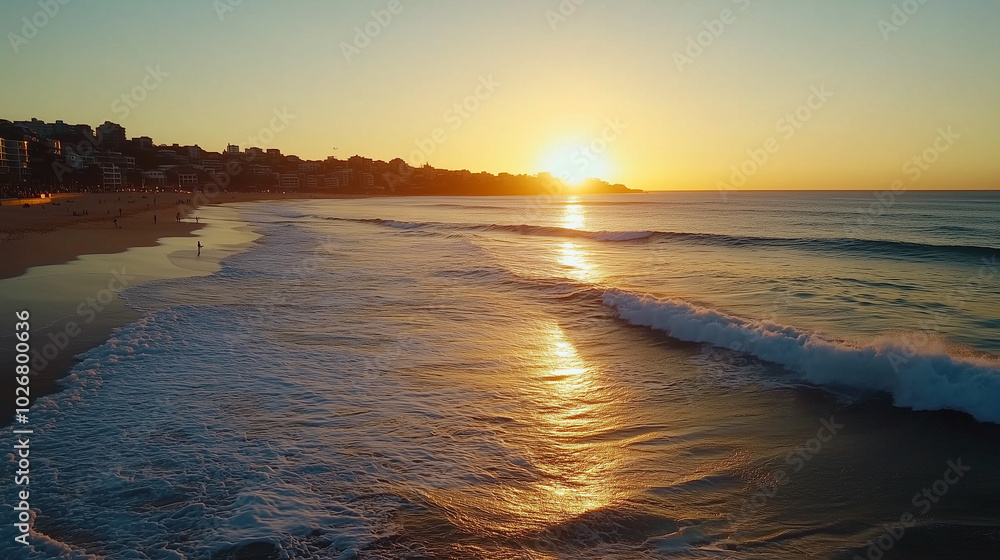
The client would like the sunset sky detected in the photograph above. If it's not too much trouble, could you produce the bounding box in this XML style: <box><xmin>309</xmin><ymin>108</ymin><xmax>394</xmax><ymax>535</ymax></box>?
<box><xmin>2</xmin><ymin>0</ymin><xmax>998</xmax><ymax>191</ymax></box>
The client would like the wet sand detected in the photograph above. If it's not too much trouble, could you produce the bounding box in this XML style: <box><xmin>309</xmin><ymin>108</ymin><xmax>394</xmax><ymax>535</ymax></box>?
<box><xmin>0</xmin><ymin>194</ymin><xmax>308</xmax><ymax>425</ymax></box>
<box><xmin>0</xmin><ymin>192</ymin><xmax>369</xmax><ymax>280</ymax></box>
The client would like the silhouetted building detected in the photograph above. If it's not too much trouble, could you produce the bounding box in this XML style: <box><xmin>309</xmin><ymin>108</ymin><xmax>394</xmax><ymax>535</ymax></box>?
<box><xmin>0</xmin><ymin>138</ymin><xmax>30</xmax><ymax>184</ymax></box>
<box><xmin>201</xmin><ymin>158</ymin><xmax>223</xmax><ymax>172</ymax></box>
<box><xmin>97</xmin><ymin>121</ymin><xmax>127</xmax><ymax>150</ymax></box>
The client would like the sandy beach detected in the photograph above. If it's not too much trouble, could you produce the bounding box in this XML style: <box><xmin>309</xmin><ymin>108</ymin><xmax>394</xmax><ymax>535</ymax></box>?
<box><xmin>0</xmin><ymin>192</ymin><xmax>371</xmax><ymax>280</ymax></box>
<box><xmin>0</xmin><ymin>191</ymin><xmax>368</xmax><ymax>425</ymax></box>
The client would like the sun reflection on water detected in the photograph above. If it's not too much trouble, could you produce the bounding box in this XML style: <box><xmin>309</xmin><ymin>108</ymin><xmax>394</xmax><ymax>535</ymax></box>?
<box><xmin>562</xmin><ymin>197</ymin><xmax>586</xmax><ymax>230</ymax></box>
<box><xmin>516</xmin><ymin>324</ymin><xmax>635</xmax><ymax>524</ymax></box>
<box><xmin>473</xmin><ymin>323</ymin><xmax>636</xmax><ymax>536</ymax></box>
<box><xmin>416</xmin><ymin>322</ymin><xmax>639</xmax><ymax>541</ymax></box>
<box><xmin>557</xmin><ymin>242</ymin><xmax>597</xmax><ymax>282</ymax></box>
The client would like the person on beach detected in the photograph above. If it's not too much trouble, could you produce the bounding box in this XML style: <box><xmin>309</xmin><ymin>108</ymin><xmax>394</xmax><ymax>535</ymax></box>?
<box><xmin>113</xmin><ymin>218</ymin><xmax>119</xmax><ymax>229</ymax></box>
<box><xmin>197</xmin><ymin>241</ymin><xmax>203</xmax><ymax>256</ymax></box>
<box><xmin>119</xmin><ymin>208</ymin><xmax>122</xmax><ymax>217</ymax></box>
<box><xmin>153</xmin><ymin>214</ymin><xmax>157</xmax><ymax>224</ymax></box>
<box><xmin>176</xmin><ymin>212</ymin><xmax>181</xmax><ymax>223</ymax></box>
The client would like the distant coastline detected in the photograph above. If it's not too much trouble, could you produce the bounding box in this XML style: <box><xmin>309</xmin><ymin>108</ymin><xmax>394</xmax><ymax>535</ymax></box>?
<box><xmin>0</xmin><ymin>117</ymin><xmax>640</xmax><ymax>199</ymax></box>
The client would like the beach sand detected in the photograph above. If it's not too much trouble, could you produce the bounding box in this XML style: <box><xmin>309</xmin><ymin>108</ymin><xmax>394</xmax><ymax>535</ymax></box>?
<box><xmin>0</xmin><ymin>191</ymin><xmax>368</xmax><ymax>280</ymax></box>
<box><xmin>0</xmin><ymin>191</ymin><xmax>364</xmax><ymax>424</ymax></box>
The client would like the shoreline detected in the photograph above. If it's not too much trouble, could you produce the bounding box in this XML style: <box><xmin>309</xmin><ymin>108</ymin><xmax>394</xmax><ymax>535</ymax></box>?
<box><xmin>0</xmin><ymin>192</ymin><xmax>375</xmax><ymax>280</ymax></box>
<box><xmin>0</xmin><ymin>199</ymin><xmax>264</xmax><ymax>426</ymax></box>
<box><xmin>0</xmin><ymin>190</ymin><xmax>634</xmax><ymax>427</ymax></box>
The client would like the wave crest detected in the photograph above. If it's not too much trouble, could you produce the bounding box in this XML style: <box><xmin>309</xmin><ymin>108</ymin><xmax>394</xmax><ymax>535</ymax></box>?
<box><xmin>603</xmin><ymin>289</ymin><xmax>1000</xmax><ymax>423</ymax></box>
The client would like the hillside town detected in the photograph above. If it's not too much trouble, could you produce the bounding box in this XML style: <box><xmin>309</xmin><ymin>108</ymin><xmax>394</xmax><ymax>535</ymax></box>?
<box><xmin>0</xmin><ymin>118</ymin><xmax>635</xmax><ymax>200</ymax></box>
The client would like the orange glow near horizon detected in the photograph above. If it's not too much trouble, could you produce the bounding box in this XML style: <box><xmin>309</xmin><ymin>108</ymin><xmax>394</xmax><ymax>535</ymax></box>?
<box><xmin>2</xmin><ymin>2</ymin><xmax>998</xmax><ymax>191</ymax></box>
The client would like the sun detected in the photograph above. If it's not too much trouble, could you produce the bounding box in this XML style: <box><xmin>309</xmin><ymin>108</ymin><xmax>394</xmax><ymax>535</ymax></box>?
<box><xmin>540</xmin><ymin>142</ymin><xmax>613</xmax><ymax>186</ymax></box>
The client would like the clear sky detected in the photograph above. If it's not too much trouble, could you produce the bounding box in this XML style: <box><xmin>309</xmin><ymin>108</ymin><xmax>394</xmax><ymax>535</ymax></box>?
<box><xmin>2</xmin><ymin>0</ymin><xmax>998</xmax><ymax>190</ymax></box>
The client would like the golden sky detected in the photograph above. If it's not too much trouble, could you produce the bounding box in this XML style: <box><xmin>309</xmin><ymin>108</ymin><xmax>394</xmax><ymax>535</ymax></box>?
<box><xmin>2</xmin><ymin>0</ymin><xmax>998</xmax><ymax>190</ymax></box>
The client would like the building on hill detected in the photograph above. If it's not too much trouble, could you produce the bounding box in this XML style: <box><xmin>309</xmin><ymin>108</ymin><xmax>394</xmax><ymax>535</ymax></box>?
<box><xmin>97</xmin><ymin>121</ymin><xmax>127</xmax><ymax>150</ymax></box>
<box><xmin>334</xmin><ymin>168</ymin><xmax>351</xmax><ymax>188</ymax></box>
<box><xmin>201</xmin><ymin>158</ymin><xmax>223</xmax><ymax>172</ymax></box>
<box><xmin>0</xmin><ymin>138</ymin><xmax>30</xmax><ymax>185</ymax></box>
<box><xmin>348</xmin><ymin>155</ymin><xmax>373</xmax><ymax>172</ymax></box>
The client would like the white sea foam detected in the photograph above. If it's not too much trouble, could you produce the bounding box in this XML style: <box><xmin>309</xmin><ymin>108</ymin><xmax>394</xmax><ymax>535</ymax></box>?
<box><xmin>603</xmin><ymin>289</ymin><xmax>1000</xmax><ymax>423</ymax></box>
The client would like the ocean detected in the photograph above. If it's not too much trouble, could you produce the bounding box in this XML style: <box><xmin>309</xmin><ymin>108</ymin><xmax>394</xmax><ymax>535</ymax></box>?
<box><xmin>5</xmin><ymin>191</ymin><xmax>1000</xmax><ymax>559</ymax></box>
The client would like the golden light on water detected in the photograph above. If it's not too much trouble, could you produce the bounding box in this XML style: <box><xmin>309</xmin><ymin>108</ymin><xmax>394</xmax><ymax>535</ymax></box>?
<box><xmin>557</xmin><ymin>242</ymin><xmax>598</xmax><ymax>283</ymax></box>
<box><xmin>499</xmin><ymin>324</ymin><xmax>635</xmax><ymax>532</ymax></box>
<box><xmin>561</xmin><ymin>197</ymin><xmax>586</xmax><ymax>230</ymax></box>
<box><xmin>558</xmin><ymin>199</ymin><xmax>601</xmax><ymax>282</ymax></box>
<box><xmin>419</xmin><ymin>322</ymin><xmax>638</xmax><ymax>540</ymax></box>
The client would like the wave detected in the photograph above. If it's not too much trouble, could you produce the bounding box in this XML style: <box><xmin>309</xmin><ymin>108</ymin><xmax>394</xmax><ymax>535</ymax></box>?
<box><xmin>602</xmin><ymin>289</ymin><xmax>1000</xmax><ymax>424</ymax></box>
<box><xmin>327</xmin><ymin>217</ymin><xmax>998</xmax><ymax>260</ymax></box>
<box><xmin>661</xmin><ymin>232</ymin><xmax>998</xmax><ymax>262</ymax></box>
<box><xmin>328</xmin><ymin>217</ymin><xmax>656</xmax><ymax>243</ymax></box>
